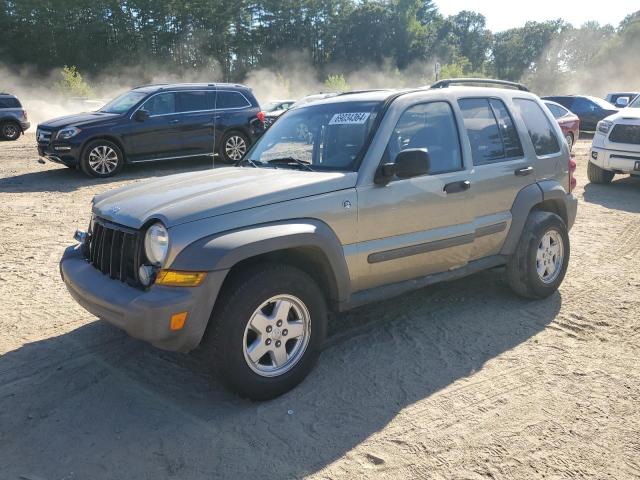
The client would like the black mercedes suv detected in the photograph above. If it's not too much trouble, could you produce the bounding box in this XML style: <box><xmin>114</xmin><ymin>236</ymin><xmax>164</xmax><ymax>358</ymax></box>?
<box><xmin>36</xmin><ymin>83</ymin><xmax>264</xmax><ymax>177</ymax></box>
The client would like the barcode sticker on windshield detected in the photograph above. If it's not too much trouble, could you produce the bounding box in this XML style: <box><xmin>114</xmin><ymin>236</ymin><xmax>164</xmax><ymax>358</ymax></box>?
<box><xmin>329</xmin><ymin>112</ymin><xmax>370</xmax><ymax>125</ymax></box>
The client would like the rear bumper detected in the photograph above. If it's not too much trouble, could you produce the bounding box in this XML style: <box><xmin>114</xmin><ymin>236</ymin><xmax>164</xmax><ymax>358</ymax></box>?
<box><xmin>21</xmin><ymin>121</ymin><xmax>30</xmax><ymax>131</ymax></box>
<box><xmin>60</xmin><ymin>245</ymin><xmax>228</xmax><ymax>352</ymax></box>
<box><xmin>590</xmin><ymin>146</ymin><xmax>640</xmax><ymax>173</ymax></box>
<box><xmin>566</xmin><ymin>193</ymin><xmax>578</xmax><ymax>231</ymax></box>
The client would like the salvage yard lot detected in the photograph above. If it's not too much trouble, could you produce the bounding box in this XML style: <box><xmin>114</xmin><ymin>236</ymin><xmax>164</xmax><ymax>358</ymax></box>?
<box><xmin>1</xmin><ymin>133</ymin><xmax>639</xmax><ymax>479</ymax></box>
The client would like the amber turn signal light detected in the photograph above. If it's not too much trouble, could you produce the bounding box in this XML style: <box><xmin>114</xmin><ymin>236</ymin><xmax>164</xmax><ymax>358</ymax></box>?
<box><xmin>155</xmin><ymin>270</ymin><xmax>206</xmax><ymax>287</ymax></box>
<box><xmin>170</xmin><ymin>312</ymin><xmax>188</xmax><ymax>331</ymax></box>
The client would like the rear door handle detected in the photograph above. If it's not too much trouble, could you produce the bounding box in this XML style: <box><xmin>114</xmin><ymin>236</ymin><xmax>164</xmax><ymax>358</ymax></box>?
<box><xmin>444</xmin><ymin>180</ymin><xmax>471</xmax><ymax>194</ymax></box>
<box><xmin>515</xmin><ymin>166</ymin><xmax>534</xmax><ymax>176</ymax></box>
<box><xmin>169</xmin><ymin>119</ymin><xmax>180</xmax><ymax>124</ymax></box>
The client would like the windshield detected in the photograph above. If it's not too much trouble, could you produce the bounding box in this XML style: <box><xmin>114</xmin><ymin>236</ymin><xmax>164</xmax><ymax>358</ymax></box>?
<box><xmin>100</xmin><ymin>91</ymin><xmax>148</xmax><ymax>114</ymax></box>
<box><xmin>629</xmin><ymin>96</ymin><xmax>640</xmax><ymax>108</ymax></box>
<box><xmin>244</xmin><ymin>100</ymin><xmax>382</xmax><ymax>172</ymax></box>
<box><xmin>264</xmin><ymin>101</ymin><xmax>287</xmax><ymax>112</ymax></box>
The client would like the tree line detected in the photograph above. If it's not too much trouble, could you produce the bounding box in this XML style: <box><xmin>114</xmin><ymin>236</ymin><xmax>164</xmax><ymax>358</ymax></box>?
<box><xmin>1</xmin><ymin>1</ymin><xmax>638</xmax><ymax>94</ymax></box>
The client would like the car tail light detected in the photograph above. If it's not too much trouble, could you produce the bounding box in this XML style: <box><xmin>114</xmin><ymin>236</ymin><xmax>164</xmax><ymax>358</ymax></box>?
<box><xmin>257</xmin><ymin>111</ymin><xmax>265</xmax><ymax>123</ymax></box>
<box><xmin>569</xmin><ymin>155</ymin><xmax>577</xmax><ymax>192</ymax></box>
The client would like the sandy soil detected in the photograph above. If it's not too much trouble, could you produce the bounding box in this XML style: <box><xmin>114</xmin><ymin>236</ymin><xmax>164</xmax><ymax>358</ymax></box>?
<box><xmin>0</xmin><ymin>132</ymin><xmax>639</xmax><ymax>480</ymax></box>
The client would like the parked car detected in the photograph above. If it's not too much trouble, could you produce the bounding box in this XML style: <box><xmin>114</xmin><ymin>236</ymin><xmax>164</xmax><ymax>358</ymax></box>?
<box><xmin>60</xmin><ymin>79</ymin><xmax>577</xmax><ymax>399</ymax></box>
<box><xmin>0</xmin><ymin>92</ymin><xmax>30</xmax><ymax>140</ymax></box>
<box><xmin>36</xmin><ymin>83</ymin><xmax>264</xmax><ymax>177</ymax></box>
<box><xmin>588</xmin><ymin>94</ymin><xmax>640</xmax><ymax>184</ymax></box>
<box><xmin>604</xmin><ymin>92</ymin><xmax>639</xmax><ymax>108</ymax></box>
<box><xmin>543</xmin><ymin>100</ymin><xmax>580</xmax><ymax>150</ymax></box>
<box><xmin>263</xmin><ymin>93</ymin><xmax>339</xmax><ymax>132</ymax></box>
<box><xmin>542</xmin><ymin>95</ymin><xmax>618</xmax><ymax>131</ymax></box>
<box><xmin>262</xmin><ymin>99</ymin><xmax>296</xmax><ymax>128</ymax></box>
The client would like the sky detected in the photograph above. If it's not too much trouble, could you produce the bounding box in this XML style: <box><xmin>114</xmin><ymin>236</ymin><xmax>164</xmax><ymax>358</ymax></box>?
<box><xmin>435</xmin><ymin>0</ymin><xmax>637</xmax><ymax>32</ymax></box>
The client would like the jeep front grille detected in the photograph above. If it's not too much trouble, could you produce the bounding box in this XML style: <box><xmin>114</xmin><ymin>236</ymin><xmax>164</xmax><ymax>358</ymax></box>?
<box><xmin>84</xmin><ymin>218</ymin><xmax>143</xmax><ymax>287</ymax></box>
<box><xmin>609</xmin><ymin>124</ymin><xmax>640</xmax><ymax>145</ymax></box>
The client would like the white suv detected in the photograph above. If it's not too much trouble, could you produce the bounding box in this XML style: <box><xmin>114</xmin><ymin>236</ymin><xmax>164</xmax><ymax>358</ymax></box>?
<box><xmin>589</xmin><ymin>96</ymin><xmax>640</xmax><ymax>184</ymax></box>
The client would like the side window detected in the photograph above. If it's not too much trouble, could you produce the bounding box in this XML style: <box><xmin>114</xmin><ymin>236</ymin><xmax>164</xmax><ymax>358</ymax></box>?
<box><xmin>458</xmin><ymin>98</ymin><xmax>523</xmax><ymax>164</ymax></box>
<box><xmin>570</xmin><ymin>97</ymin><xmax>595</xmax><ymax>113</ymax></box>
<box><xmin>513</xmin><ymin>98</ymin><xmax>561</xmax><ymax>156</ymax></box>
<box><xmin>385</xmin><ymin>101</ymin><xmax>462</xmax><ymax>175</ymax></box>
<box><xmin>144</xmin><ymin>93</ymin><xmax>176</xmax><ymax>116</ymax></box>
<box><xmin>176</xmin><ymin>91</ymin><xmax>207</xmax><ymax>112</ymax></box>
<box><xmin>546</xmin><ymin>103</ymin><xmax>568</xmax><ymax>119</ymax></box>
<box><xmin>216</xmin><ymin>91</ymin><xmax>251</xmax><ymax>109</ymax></box>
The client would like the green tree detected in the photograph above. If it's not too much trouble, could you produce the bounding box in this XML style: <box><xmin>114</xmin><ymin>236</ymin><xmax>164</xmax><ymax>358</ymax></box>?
<box><xmin>56</xmin><ymin>65</ymin><xmax>94</xmax><ymax>97</ymax></box>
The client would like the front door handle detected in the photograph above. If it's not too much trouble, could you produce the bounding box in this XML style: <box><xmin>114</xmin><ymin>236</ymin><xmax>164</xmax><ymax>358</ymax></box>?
<box><xmin>444</xmin><ymin>180</ymin><xmax>471</xmax><ymax>194</ymax></box>
<box><xmin>169</xmin><ymin>119</ymin><xmax>180</xmax><ymax>124</ymax></box>
<box><xmin>515</xmin><ymin>166</ymin><xmax>534</xmax><ymax>176</ymax></box>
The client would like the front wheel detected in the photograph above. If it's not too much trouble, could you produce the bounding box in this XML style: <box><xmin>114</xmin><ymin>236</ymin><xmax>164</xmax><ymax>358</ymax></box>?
<box><xmin>219</xmin><ymin>131</ymin><xmax>249</xmax><ymax>163</ymax></box>
<box><xmin>506</xmin><ymin>211</ymin><xmax>570</xmax><ymax>299</ymax></box>
<box><xmin>80</xmin><ymin>140</ymin><xmax>124</xmax><ymax>178</ymax></box>
<box><xmin>587</xmin><ymin>161</ymin><xmax>614</xmax><ymax>184</ymax></box>
<box><xmin>203</xmin><ymin>264</ymin><xmax>327</xmax><ymax>400</ymax></box>
<box><xmin>1</xmin><ymin>121</ymin><xmax>21</xmax><ymax>141</ymax></box>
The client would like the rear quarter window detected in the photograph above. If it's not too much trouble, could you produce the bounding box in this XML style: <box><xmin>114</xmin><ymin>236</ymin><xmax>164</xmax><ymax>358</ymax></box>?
<box><xmin>0</xmin><ymin>97</ymin><xmax>21</xmax><ymax>108</ymax></box>
<box><xmin>217</xmin><ymin>91</ymin><xmax>251</xmax><ymax>109</ymax></box>
<box><xmin>513</xmin><ymin>98</ymin><xmax>561</xmax><ymax>156</ymax></box>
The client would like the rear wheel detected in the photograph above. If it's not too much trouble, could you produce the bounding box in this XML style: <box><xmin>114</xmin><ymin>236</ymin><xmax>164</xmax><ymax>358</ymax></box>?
<box><xmin>1</xmin><ymin>121</ymin><xmax>21</xmax><ymax>141</ymax></box>
<box><xmin>202</xmin><ymin>263</ymin><xmax>327</xmax><ymax>400</ymax></box>
<box><xmin>587</xmin><ymin>161</ymin><xmax>614</xmax><ymax>184</ymax></box>
<box><xmin>219</xmin><ymin>130</ymin><xmax>249</xmax><ymax>163</ymax></box>
<box><xmin>80</xmin><ymin>140</ymin><xmax>124</xmax><ymax>178</ymax></box>
<box><xmin>565</xmin><ymin>132</ymin><xmax>574</xmax><ymax>151</ymax></box>
<box><xmin>506</xmin><ymin>211</ymin><xmax>570</xmax><ymax>299</ymax></box>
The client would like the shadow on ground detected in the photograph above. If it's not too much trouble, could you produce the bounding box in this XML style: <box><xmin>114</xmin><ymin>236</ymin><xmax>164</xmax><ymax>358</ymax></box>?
<box><xmin>0</xmin><ymin>156</ymin><xmax>226</xmax><ymax>193</ymax></box>
<box><xmin>583</xmin><ymin>175</ymin><xmax>640</xmax><ymax>213</ymax></box>
<box><xmin>0</xmin><ymin>268</ymin><xmax>561</xmax><ymax>479</ymax></box>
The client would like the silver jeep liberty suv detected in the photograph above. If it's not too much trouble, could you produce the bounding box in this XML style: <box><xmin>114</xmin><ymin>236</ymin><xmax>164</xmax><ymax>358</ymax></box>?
<box><xmin>61</xmin><ymin>78</ymin><xmax>578</xmax><ymax>400</ymax></box>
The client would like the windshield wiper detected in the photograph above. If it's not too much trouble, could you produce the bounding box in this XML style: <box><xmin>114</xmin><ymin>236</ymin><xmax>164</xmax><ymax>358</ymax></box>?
<box><xmin>266</xmin><ymin>157</ymin><xmax>315</xmax><ymax>172</ymax></box>
<box><xmin>236</xmin><ymin>157</ymin><xmax>262</xmax><ymax>168</ymax></box>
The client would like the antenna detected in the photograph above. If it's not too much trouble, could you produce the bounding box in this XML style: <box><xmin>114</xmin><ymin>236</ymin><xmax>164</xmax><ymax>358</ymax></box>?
<box><xmin>212</xmin><ymin>87</ymin><xmax>217</xmax><ymax>169</ymax></box>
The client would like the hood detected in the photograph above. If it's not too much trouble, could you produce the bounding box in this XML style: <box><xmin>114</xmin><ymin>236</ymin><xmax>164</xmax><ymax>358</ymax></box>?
<box><xmin>38</xmin><ymin>111</ymin><xmax>121</xmax><ymax>129</ymax></box>
<box><xmin>92</xmin><ymin>167</ymin><xmax>357</xmax><ymax>229</ymax></box>
<box><xmin>265</xmin><ymin>109</ymin><xmax>286</xmax><ymax>118</ymax></box>
<box><xmin>605</xmin><ymin>109</ymin><xmax>640</xmax><ymax>122</ymax></box>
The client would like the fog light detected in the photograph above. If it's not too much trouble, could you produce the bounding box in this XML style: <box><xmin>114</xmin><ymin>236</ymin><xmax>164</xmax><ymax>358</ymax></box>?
<box><xmin>591</xmin><ymin>151</ymin><xmax>598</xmax><ymax>160</ymax></box>
<box><xmin>170</xmin><ymin>312</ymin><xmax>188</xmax><ymax>331</ymax></box>
<box><xmin>139</xmin><ymin>265</ymin><xmax>156</xmax><ymax>287</ymax></box>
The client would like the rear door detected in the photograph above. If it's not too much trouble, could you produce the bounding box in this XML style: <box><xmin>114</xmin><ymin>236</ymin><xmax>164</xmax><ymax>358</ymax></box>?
<box><xmin>176</xmin><ymin>90</ymin><xmax>215</xmax><ymax>157</ymax></box>
<box><xmin>126</xmin><ymin>92</ymin><xmax>183</xmax><ymax>161</ymax></box>
<box><xmin>355</xmin><ymin>100</ymin><xmax>474</xmax><ymax>292</ymax></box>
<box><xmin>456</xmin><ymin>97</ymin><xmax>534</xmax><ymax>261</ymax></box>
<box><xmin>213</xmin><ymin>90</ymin><xmax>254</xmax><ymax>149</ymax></box>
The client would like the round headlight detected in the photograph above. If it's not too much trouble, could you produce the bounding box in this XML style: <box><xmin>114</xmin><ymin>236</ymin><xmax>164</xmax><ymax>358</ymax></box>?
<box><xmin>144</xmin><ymin>222</ymin><xmax>169</xmax><ymax>266</ymax></box>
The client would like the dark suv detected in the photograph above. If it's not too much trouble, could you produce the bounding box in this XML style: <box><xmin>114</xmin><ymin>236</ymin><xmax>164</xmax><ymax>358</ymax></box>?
<box><xmin>542</xmin><ymin>95</ymin><xmax>618</xmax><ymax>132</ymax></box>
<box><xmin>36</xmin><ymin>83</ymin><xmax>264</xmax><ymax>177</ymax></box>
<box><xmin>0</xmin><ymin>93</ymin><xmax>30</xmax><ymax>140</ymax></box>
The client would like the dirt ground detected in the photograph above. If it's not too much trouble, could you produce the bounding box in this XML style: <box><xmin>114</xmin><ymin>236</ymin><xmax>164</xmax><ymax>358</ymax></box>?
<box><xmin>0</xmin><ymin>132</ymin><xmax>639</xmax><ymax>480</ymax></box>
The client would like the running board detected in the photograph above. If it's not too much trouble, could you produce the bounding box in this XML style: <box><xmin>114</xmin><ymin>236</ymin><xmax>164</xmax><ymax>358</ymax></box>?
<box><xmin>338</xmin><ymin>255</ymin><xmax>506</xmax><ymax>312</ymax></box>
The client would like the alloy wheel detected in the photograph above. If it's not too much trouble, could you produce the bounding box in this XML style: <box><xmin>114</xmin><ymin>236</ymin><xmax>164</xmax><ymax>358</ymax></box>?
<box><xmin>88</xmin><ymin>145</ymin><xmax>119</xmax><ymax>175</ymax></box>
<box><xmin>3</xmin><ymin>124</ymin><xmax>19</xmax><ymax>140</ymax></box>
<box><xmin>225</xmin><ymin>135</ymin><xmax>247</xmax><ymax>161</ymax></box>
<box><xmin>536</xmin><ymin>229</ymin><xmax>564</xmax><ymax>284</ymax></box>
<box><xmin>242</xmin><ymin>294</ymin><xmax>311</xmax><ymax>377</ymax></box>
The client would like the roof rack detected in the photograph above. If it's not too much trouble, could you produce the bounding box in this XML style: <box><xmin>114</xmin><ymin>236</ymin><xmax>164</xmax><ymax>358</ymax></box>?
<box><xmin>430</xmin><ymin>78</ymin><xmax>529</xmax><ymax>92</ymax></box>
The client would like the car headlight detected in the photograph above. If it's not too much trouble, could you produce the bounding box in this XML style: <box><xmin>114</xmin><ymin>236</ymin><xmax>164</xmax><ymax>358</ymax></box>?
<box><xmin>596</xmin><ymin>120</ymin><xmax>613</xmax><ymax>135</ymax></box>
<box><xmin>144</xmin><ymin>222</ymin><xmax>169</xmax><ymax>266</ymax></box>
<box><xmin>56</xmin><ymin>126</ymin><xmax>81</xmax><ymax>140</ymax></box>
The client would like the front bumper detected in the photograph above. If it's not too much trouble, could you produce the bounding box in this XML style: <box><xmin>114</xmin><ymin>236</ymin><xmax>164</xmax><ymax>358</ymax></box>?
<box><xmin>60</xmin><ymin>245</ymin><xmax>228</xmax><ymax>352</ymax></box>
<box><xmin>591</xmin><ymin>146</ymin><xmax>640</xmax><ymax>174</ymax></box>
<box><xmin>37</xmin><ymin>140</ymin><xmax>83</xmax><ymax>167</ymax></box>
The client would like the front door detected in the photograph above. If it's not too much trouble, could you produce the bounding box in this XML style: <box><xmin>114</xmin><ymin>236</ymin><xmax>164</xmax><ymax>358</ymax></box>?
<box><xmin>176</xmin><ymin>90</ymin><xmax>215</xmax><ymax>157</ymax></box>
<box><xmin>125</xmin><ymin>92</ymin><xmax>183</xmax><ymax>161</ymax></box>
<box><xmin>355</xmin><ymin>101</ymin><xmax>474</xmax><ymax>292</ymax></box>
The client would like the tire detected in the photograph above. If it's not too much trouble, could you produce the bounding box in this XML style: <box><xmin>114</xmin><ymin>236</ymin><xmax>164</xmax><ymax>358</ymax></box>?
<box><xmin>218</xmin><ymin>130</ymin><xmax>249</xmax><ymax>163</ymax></box>
<box><xmin>202</xmin><ymin>263</ymin><xmax>327</xmax><ymax>400</ymax></box>
<box><xmin>565</xmin><ymin>132</ymin><xmax>574</xmax><ymax>151</ymax></box>
<box><xmin>80</xmin><ymin>139</ymin><xmax>124</xmax><ymax>178</ymax></box>
<box><xmin>506</xmin><ymin>211</ymin><xmax>570</xmax><ymax>299</ymax></box>
<box><xmin>587</xmin><ymin>161</ymin><xmax>614</xmax><ymax>184</ymax></box>
<box><xmin>1</xmin><ymin>121</ymin><xmax>21</xmax><ymax>141</ymax></box>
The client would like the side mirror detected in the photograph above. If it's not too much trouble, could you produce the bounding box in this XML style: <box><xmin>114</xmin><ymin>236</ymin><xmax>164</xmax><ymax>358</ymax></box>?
<box><xmin>133</xmin><ymin>109</ymin><xmax>150</xmax><ymax>122</ymax></box>
<box><xmin>375</xmin><ymin>148</ymin><xmax>431</xmax><ymax>185</ymax></box>
<box><xmin>615</xmin><ymin>97</ymin><xmax>629</xmax><ymax>108</ymax></box>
